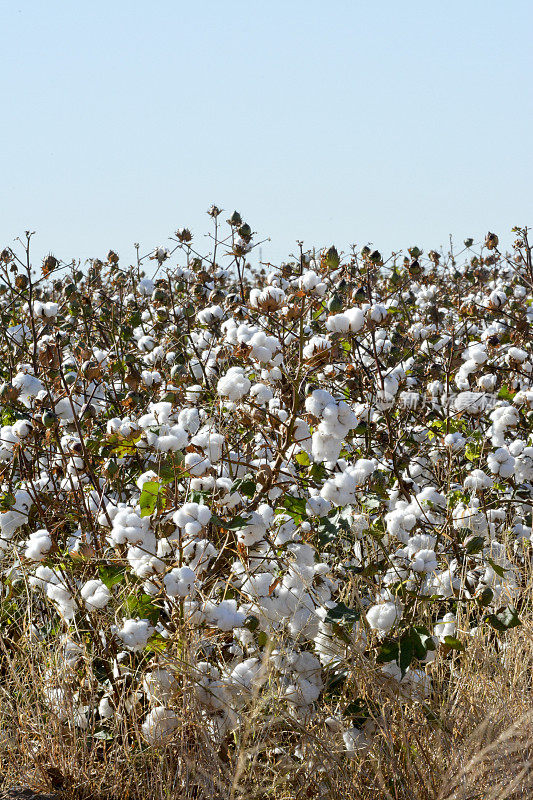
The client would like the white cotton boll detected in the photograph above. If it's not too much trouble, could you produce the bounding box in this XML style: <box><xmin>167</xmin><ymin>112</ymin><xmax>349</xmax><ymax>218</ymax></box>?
<box><xmin>81</xmin><ymin>579</ymin><xmax>111</xmax><ymax>609</ymax></box>
<box><xmin>163</xmin><ymin>566</ymin><xmax>196</xmax><ymax>597</ymax></box>
<box><xmin>477</xmin><ymin>373</ymin><xmax>497</xmax><ymax>391</ymax></box>
<box><xmin>343</xmin><ymin>727</ymin><xmax>370</xmax><ymax>754</ymax></box>
<box><xmin>444</xmin><ymin>432</ymin><xmax>466</xmax><ymax>452</ymax></box>
<box><xmin>434</xmin><ymin>613</ymin><xmax>456</xmax><ymax>643</ymax></box>
<box><xmin>99</xmin><ymin>696</ymin><xmax>114</xmax><ymax>719</ymax></box>
<box><xmin>306</xmin><ymin>496</ymin><xmax>332</xmax><ymax>518</ymax></box>
<box><xmin>326</xmin><ymin>313</ymin><xmax>350</xmax><ymax>333</ymax></box>
<box><xmin>302</xmin><ymin>335</ymin><xmax>331</xmax><ymax>360</ymax></box>
<box><xmin>178</xmin><ymin>407</ymin><xmax>200</xmax><ymax>434</ymax></box>
<box><xmin>345</xmin><ymin>307</ymin><xmax>365</xmax><ymax>332</ymax></box>
<box><xmin>139</xmin><ymin>278</ymin><xmax>155</xmax><ymax>296</ymax></box>
<box><xmin>454</xmin><ymin>391</ymin><xmax>487</xmax><ymax>415</ymax></box>
<box><xmin>217</xmin><ymin>367</ymin><xmax>251</xmax><ymax>402</ymax></box>
<box><xmin>186</xmin><ymin>384</ymin><xmax>202</xmax><ymax>403</ymax></box>
<box><xmin>184</xmin><ymin>451</ymin><xmax>211</xmax><ymax>476</ymax></box>
<box><xmin>305</xmin><ymin>389</ymin><xmax>336</xmax><ymax>417</ymax></box>
<box><xmin>298</xmin><ymin>270</ymin><xmax>319</xmax><ymax>291</ymax></box>
<box><xmin>141</xmin><ymin>706</ymin><xmax>179</xmax><ymax>745</ymax></box>
<box><xmin>366</xmin><ymin>600</ymin><xmax>402</xmax><ymax>632</ymax></box>
<box><xmin>138</xmin><ymin>335</ymin><xmax>155</xmax><ymax>353</ymax></box>
<box><xmin>312</xmin><ymin>430</ymin><xmax>342</xmax><ymax>464</ymax></box>
<box><xmin>143</xmin><ymin>669</ymin><xmax>177</xmax><ymax>705</ymax></box>
<box><xmin>203</xmin><ymin>599</ymin><xmax>246</xmax><ymax>631</ymax></box>
<box><xmin>116</xmin><ymin>619</ymin><xmax>154</xmax><ymax>651</ymax></box>
<box><xmin>487</xmin><ymin>447</ymin><xmax>515</xmax><ymax>478</ymax></box>
<box><xmin>410</xmin><ymin>549</ymin><xmax>437</xmax><ymax>573</ymax></box>
<box><xmin>464</xmin><ymin>469</ymin><xmax>494</xmax><ymax>491</ymax></box>
<box><xmin>508</xmin><ymin>346</ymin><xmax>528</xmax><ymax>363</ymax></box>
<box><xmin>190</xmin><ymin>428</ymin><xmax>224</xmax><ymax>462</ymax></box>
<box><xmin>12</xmin><ymin>419</ymin><xmax>32</xmax><ymax>438</ymax></box>
<box><xmin>24</xmin><ymin>529</ymin><xmax>52</xmax><ymax>561</ymax></box>
<box><xmin>369</xmin><ymin>304</ymin><xmax>387</xmax><ymax>323</ymax></box>
<box><xmin>110</xmin><ymin>509</ymin><xmax>151</xmax><ymax>545</ymax></box>
<box><xmin>249</xmin><ymin>382</ymin><xmax>274</xmax><ymax>405</ymax></box>
<box><xmin>489</xmin><ymin>290</ymin><xmax>507</xmax><ymax>308</ymax></box>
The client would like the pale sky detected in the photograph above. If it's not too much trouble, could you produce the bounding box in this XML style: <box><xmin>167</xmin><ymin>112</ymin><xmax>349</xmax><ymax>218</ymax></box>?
<box><xmin>2</xmin><ymin>0</ymin><xmax>532</xmax><ymax>269</ymax></box>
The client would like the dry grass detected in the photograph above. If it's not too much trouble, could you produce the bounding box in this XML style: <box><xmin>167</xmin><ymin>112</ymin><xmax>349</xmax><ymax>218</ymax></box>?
<box><xmin>1</xmin><ymin>621</ymin><xmax>533</xmax><ymax>800</ymax></box>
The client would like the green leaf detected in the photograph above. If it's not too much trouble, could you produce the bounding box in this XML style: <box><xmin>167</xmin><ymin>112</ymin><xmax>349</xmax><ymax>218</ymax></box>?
<box><xmin>230</xmin><ymin>477</ymin><xmax>256</xmax><ymax>498</ymax></box>
<box><xmin>158</xmin><ymin>462</ymin><xmax>176</xmax><ymax>483</ymax></box>
<box><xmin>410</xmin><ymin>626</ymin><xmax>436</xmax><ymax>658</ymax></box>
<box><xmin>124</xmin><ymin>593</ymin><xmax>160</xmax><ymax>625</ymax></box>
<box><xmin>377</xmin><ymin>640</ymin><xmax>399</xmax><ymax>663</ymax></box>
<box><xmin>465</xmin><ymin>536</ymin><xmax>485</xmax><ymax>555</ymax></box>
<box><xmin>486</xmin><ymin>605</ymin><xmax>521</xmax><ymax>632</ymax></box>
<box><xmin>282</xmin><ymin>495</ymin><xmax>307</xmax><ymax>516</ymax></box>
<box><xmin>139</xmin><ymin>480</ymin><xmax>160</xmax><ymax>517</ymax></box>
<box><xmin>98</xmin><ymin>564</ymin><xmax>125</xmax><ymax>589</ymax></box>
<box><xmin>295</xmin><ymin>451</ymin><xmax>310</xmax><ymax>467</ymax></box>
<box><xmin>443</xmin><ymin>635</ymin><xmax>465</xmax><ymax>651</ymax></box>
<box><xmin>324</xmin><ymin>602</ymin><xmax>360</xmax><ymax>625</ymax></box>
<box><xmin>317</xmin><ymin>516</ymin><xmax>338</xmax><ymax>546</ymax></box>
<box><xmin>498</xmin><ymin>384</ymin><xmax>515</xmax><ymax>402</ymax></box>
<box><xmin>398</xmin><ymin>636</ymin><xmax>414</xmax><ymax>676</ymax></box>
<box><xmin>212</xmin><ymin>514</ymin><xmax>248</xmax><ymax>531</ymax></box>
<box><xmin>486</xmin><ymin>556</ymin><xmax>506</xmax><ymax>579</ymax></box>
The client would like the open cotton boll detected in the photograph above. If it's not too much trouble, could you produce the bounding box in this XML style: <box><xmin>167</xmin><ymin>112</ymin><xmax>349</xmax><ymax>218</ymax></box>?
<box><xmin>81</xmin><ymin>579</ymin><xmax>111</xmax><ymax>609</ymax></box>
<box><xmin>24</xmin><ymin>529</ymin><xmax>52</xmax><ymax>561</ymax></box>
<box><xmin>163</xmin><ymin>566</ymin><xmax>196</xmax><ymax>597</ymax></box>
<box><xmin>33</xmin><ymin>301</ymin><xmax>58</xmax><ymax>319</ymax></box>
<box><xmin>434</xmin><ymin>613</ymin><xmax>456</xmax><ymax>642</ymax></box>
<box><xmin>116</xmin><ymin>618</ymin><xmax>154</xmax><ymax>651</ymax></box>
<box><xmin>141</xmin><ymin>706</ymin><xmax>179</xmax><ymax>745</ymax></box>
<box><xmin>110</xmin><ymin>508</ymin><xmax>152</xmax><ymax>545</ymax></box>
<box><xmin>487</xmin><ymin>447</ymin><xmax>515</xmax><ymax>478</ymax></box>
<box><xmin>366</xmin><ymin>600</ymin><xmax>402</xmax><ymax>633</ymax></box>
<box><xmin>464</xmin><ymin>469</ymin><xmax>494</xmax><ymax>491</ymax></box>
<box><xmin>184</xmin><ymin>451</ymin><xmax>211</xmax><ymax>476</ymax></box>
<box><xmin>249</xmin><ymin>382</ymin><xmax>274</xmax><ymax>405</ymax></box>
<box><xmin>143</xmin><ymin>669</ymin><xmax>177</xmax><ymax>704</ymax></box>
<box><xmin>190</xmin><ymin>427</ymin><xmax>225</xmax><ymax>462</ymax></box>
<box><xmin>444</xmin><ymin>432</ymin><xmax>466</xmax><ymax>451</ymax></box>
<box><xmin>12</xmin><ymin>419</ymin><xmax>32</xmax><ymax>439</ymax></box>
<box><xmin>217</xmin><ymin>367</ymin><xmax>251</xmax><ymax>401</ymax></box>
<box><xmin>203</xmin><ymin>599</ymin><xmax>246</xmax><ymax>631</ymax></box>
<box><xmin>326</xmin><ymin>313</ymin><xmax>350</xmax><ymax>334</ymax></box>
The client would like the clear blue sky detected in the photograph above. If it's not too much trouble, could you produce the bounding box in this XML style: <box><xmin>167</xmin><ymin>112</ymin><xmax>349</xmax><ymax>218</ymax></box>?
<box><xmin>2</xmin><ymin>0</ymin><xmax>532</xmax><ymax>269</ymax></box>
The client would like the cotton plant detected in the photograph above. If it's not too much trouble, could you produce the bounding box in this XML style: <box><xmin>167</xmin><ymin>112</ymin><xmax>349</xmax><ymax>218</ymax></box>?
<box><xmin>0</xmin><ymin>218</ymin><xmax>531</xmax><ymax>758</ymax></box>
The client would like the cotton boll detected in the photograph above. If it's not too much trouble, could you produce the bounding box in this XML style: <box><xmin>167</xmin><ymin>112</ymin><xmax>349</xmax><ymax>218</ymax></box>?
<box><xmin>366</xmin><ymin>600</ymin><xmax>402</xmax><ymax>633</ymax></box>
<box><xmin>444</xmin><ymin>432</ymin><xmax>466</xmax><ymax>452</ymax></box>
<box><xmin>434</xmin><ymin>613</ymin><xmax>456</xmax><ymax>643</ymax></box>
<box><xmin>141</xmin><ymin>706</ymin><xmax>179</xmax><ymax>745</ymax></box>
<box><xmin>116</xmin><ymin>618</ymin><xmax>154</xmax><ymax>651</ymax></box>
<box><xmin>163</xmin><ymin>566</ymin><xmax>196</xmax><ymax>598</ymax></box>
<box><xmin>326</xmin><ymin>313</ymin><xmax>350</xmax><ymax>333</ymax></box>
<box><xmin>24</xmin><ymin>529</ymin><xmax>52</xmax><ymax>561</ymax></box>
<box><xmin>487</xmin><ymin>447</ymin><xmax>515</xmax><ymax>478</ymax></box>
<box><xmin>143</xmin><ymin>669</ymin><xmax>177</xmax><ymax>705</ymax></box>
<box><xmin>489</xmin><ymin>290</ymin><xmax>507</xmax><ymax>309</ymax></box>
<box><xmin>81</xmin><ymin>579</ymin><xmax>111</xmax><ymax>610</ymax></box>
<box><xmin>249</xmin><ymin>382</ymin><xmax>274</xmax><ymax>405</ymax></box>
<box><xmin>12</xmin><ymin>419</ymin><xmax>32</xmax><ymax>439</ymax></box>
<box><xmin>217</xmin><ymin>367</ymin><xmax>251</xmax><ymax>401</ymax></box>
<box><xmin>464</xmin><ymin>469</ymin><xmax>494</xmax><ymax>491</ymax></box>
<box><xmin>203</xmin><ymin>599</ymin><xmax>246</xmax><ymax>631</ymax></box>
<box><xmin>184</xmin><ymin>451</ymin><xmax>211</xmax><ymax>476</ymax></box>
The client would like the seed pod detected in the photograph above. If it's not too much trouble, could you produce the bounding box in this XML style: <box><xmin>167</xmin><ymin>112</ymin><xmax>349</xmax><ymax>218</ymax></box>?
<box><xmin>485</xmin><ymin>232</ymin><xmax>499</xmax><ymax>250</ymax></box>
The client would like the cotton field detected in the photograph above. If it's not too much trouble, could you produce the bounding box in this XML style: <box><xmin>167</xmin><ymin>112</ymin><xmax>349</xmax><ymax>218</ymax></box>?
<box><xmin>1</xmin><ymin>218</ymin><xmax>533</xmax><ymax>787</ymax></box>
